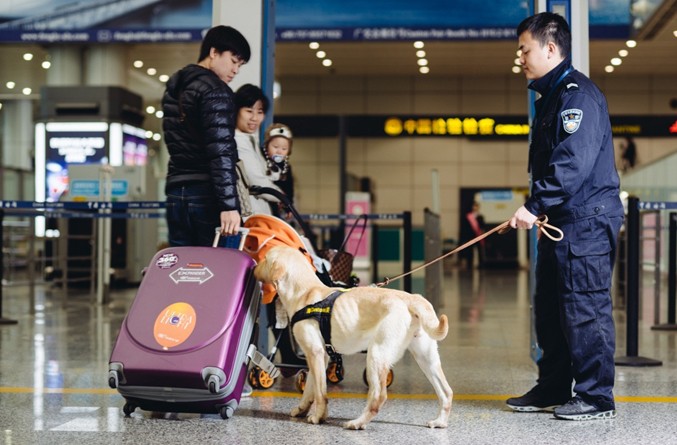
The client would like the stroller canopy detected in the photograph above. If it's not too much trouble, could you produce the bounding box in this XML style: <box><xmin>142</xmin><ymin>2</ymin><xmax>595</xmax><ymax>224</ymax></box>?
<box><xmin>243</xmin><ymin>214</ymin><xmax>316</xmax><ymax>304</ymax></box>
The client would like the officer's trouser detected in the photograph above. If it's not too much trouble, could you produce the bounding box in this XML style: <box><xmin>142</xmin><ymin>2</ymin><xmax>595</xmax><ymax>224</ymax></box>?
<box><xmin>533</xmin><ymin>212</ymin><xmax>623</xmax><ymax>411</ymax></box>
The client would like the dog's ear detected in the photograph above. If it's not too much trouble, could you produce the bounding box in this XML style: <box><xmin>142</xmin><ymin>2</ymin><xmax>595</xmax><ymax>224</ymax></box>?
<box><xmin>269</xmin><ymin>262</ymin><xmax>285</xmax><ymax>282</ymax></box>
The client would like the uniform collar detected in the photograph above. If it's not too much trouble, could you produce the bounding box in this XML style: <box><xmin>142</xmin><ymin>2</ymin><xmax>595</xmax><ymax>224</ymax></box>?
<box><xmin>528</xmin><ymin>58</ymin><xmax>573</xmax><ymax>96</ymax></box>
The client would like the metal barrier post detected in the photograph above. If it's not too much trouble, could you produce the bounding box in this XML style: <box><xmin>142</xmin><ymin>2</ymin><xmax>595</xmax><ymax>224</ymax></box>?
<box><xmin>403</xmin><ymin>211</ymin><xmax>412</xmax><ymax>293</ymax></box>
<box><xmin>652</xmin><ymin>211</ymin><xmax>677</xmax><ymax>331</ymax></box>
<box><xmin>0</xmin><ymin>208</ymin><xmax>19</xmax><ymax>325</ymax></box>
<box><xmin>616</xmin><ymin>196</ymin><xmax>661</xmax><ymax>366</ymax></box>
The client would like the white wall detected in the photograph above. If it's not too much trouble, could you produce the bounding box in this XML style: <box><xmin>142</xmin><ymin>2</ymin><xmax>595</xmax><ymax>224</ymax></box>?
<box><xmin>275</xmin><ymin>73</ymin><xmax>677</xmax><ymax>241</ymax></box>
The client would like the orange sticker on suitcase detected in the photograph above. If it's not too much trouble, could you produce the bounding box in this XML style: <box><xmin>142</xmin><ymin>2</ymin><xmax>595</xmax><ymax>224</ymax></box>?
<box><xmin>153</xmin><ymin>302</ymin><xmax>196</xmax><ymax>349</ymax></box>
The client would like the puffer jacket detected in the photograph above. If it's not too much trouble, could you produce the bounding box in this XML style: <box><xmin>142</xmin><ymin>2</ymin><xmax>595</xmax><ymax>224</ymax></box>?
<box><xmin>162</xmin><ymin>64</ymin><xmax>240</xmax><ymax>213</ymax></box>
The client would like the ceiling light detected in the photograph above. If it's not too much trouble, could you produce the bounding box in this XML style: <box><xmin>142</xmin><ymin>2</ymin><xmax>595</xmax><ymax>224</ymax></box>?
<box><xmin>673</xmin><ymin>30</ymin><xmax>677</xmax><ymax>37</ymax></box>
<box><xmin>23</xmin><ymin>53</ymin><xmax>33</xmax><ymax>61</ymax></box>
<box><xmin>6</xmin><ymin>81</ymin><xmax>16</xmax><ymax>89</ymax></box>
<box><xmin>605</xmin><ymin>65</ymin><xmax>614</xmax><ymax>73</ymax></box>
<box><xmin>133</xmin><ymin>60</ymin><xmax>144</xmax><ymax>68</ymax></box>
<box><xmin>152</xmin><ymin>133</ymin><xmax>161</xmax><ymax>141</ymax></box>
<box><xmin>309</xmin><ymin>42</ymin><xmax>320</xmax><ymax>49</ymax></box>
<box><xmin>618</xmin><ymin>49</ymin><xmax>629</xmax><ymax>57</ymax></box>
<box><xmin>0</xmin><ymin>103</ymin><xmax>3</xmax><ymax>111</ymax></box>
<box><xmin>626</xmin><ymin>40</ymin><xmax>637</xmax><ymax>48</ymax></box>
<box><xmin>159</xmin><ymin>74</ymin><xmax>169</xmax><ymax>82</ymax></box>
<box><xmin>155</xmin><ymin>110</ymin><xmax>164</xmax><ymax>118</ymax></box>
<box><xmin>516</xmin><ymin>49</ymin><xmax>522</xmax><ymax>57</ymax></box>
<box><xmin>322</xmin><ymin>59</ymin><xmax>332</xmax><ymax>67</ymax></box>
<box><xmin>413</xmin><ymin>41</ymin><xmax>424</xmax><ymax>49</ymax></box>
<box><xmin>512</xmin><ymin>66</ymin><xmax>522</xmax><ymax>74</ymax></box>
<box><xmin>419</xmin><ymin>66</ymin><xmax>430</xmax><ymax>74</ymax></box>
<box><xmin>147</xmin><ymin>68</ymin><xmax>157</xmax><ymax>76</ymax></box>
<box><xmin>41</xmin><ymin>60</ymin><xmax>51</xmax><ymax>69</ymax></box>
<box><xmin>514</xmin><ymin>58</ymin><xmax>521</xmax><ymax>65</ymax></box>
<box><xmin>416</xmin><ymin>50</ymin><xmax>426</xmax><ymax>58</ymax></box>
<box><xmin>417</xmin><ymin>58</ymin><xmax>428</xmax><ymax>66</ymax></box>
<box><xmin>316</xmin><ymin>50</ymin><xmax>326</xmax><ymax>58</ymax></box>
<box><xmin>146</xmin><ymin>106</ymin><xmax>156</xmax><ymax>114</ymax></box>
<box><xmin>145</xmin><ymin>130</ymin><xmax>154</xmax><ymax>139</ymax></box>
<box><xmin>611</xmin><ymin>57</ymin><xmax>622</xmax><ymax>66</ymax></box>
<box><xmin>22</xmin><ymin>87</ymin><xmax>32</xmax><ymax>95</ymax></box>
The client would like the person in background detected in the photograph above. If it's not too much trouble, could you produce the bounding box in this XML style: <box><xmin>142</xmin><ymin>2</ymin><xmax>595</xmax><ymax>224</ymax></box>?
<box><xmin>162</xmin><ymin>25</ymin><xmax>250</xmax><ymax>246</ymax></box>
<box><xmin>620</xmin><ymin>136</ymin><xmax>637</xmax><ymax>173</ymax></box>
<box><xmin>506</xmin><ymin>12</ymin><xmax>624</xmax><ymax>421</ymax></box>
<box><xmin>459</xmin><ymin>201</ymin><xmax>485</xmax><ymax>269</ymax></box>
<box><xmin>262</xmin><ymin>123</ymin><xmax>295</xmax><ymax>219</ymax></box>
<box><xmin>234</xmin><ymin>84</ymin><xmax>282</xmax><ymax>215</ymax></box>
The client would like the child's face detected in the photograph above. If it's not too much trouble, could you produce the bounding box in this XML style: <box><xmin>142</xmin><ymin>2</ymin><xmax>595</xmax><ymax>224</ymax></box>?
<box><xmin>266</xmin><ymin>137</ymin><xmax>290</xmax><ymax>157</ymax></box>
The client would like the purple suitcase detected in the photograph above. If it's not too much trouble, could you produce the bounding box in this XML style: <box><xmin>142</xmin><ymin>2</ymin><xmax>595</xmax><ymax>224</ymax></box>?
<box><xmin>108</xmin><ymin>245</ymin><xmax>261</xmax><ymax>419</ymax></box>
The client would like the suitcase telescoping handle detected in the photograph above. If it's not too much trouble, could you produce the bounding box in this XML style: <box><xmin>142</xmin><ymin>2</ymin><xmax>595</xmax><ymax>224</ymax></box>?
<box><xmin>212</xmin><ymin>227</ymin><xmax>250</xmax><ymax>250</ymax></box>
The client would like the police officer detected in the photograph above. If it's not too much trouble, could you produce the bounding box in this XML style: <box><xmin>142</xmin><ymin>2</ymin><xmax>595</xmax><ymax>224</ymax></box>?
<box><xmin>506</xmin><ymin>12</ymin><xmax>624</xmax><ymax>421</ymax></box>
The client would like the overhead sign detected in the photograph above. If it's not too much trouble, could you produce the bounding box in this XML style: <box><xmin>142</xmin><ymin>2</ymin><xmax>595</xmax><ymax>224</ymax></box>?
<box><xmin>278</xmin><ymin>115</ymin><xmax>677</xmax><ymax>139</ymax></box>
<box><xmin>0</xmin><ymin>0</ymin><xmax>630</xmax><ymax>43</ymax></box>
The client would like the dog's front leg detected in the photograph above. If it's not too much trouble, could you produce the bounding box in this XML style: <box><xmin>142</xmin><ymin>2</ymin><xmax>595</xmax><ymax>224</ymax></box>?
<box><xmin>302</xmin><ymin>345</ymin><xmax>328</xmax><ymax>424</ymax></box>
<box><xmin>290</xmin><ymin>324</ymin><xmax>328</xmax><ymax>424</ymax></box>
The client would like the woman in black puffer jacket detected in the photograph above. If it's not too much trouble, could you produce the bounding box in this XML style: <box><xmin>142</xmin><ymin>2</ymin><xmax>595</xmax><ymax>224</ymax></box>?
<box><xmin>162</xmin><ymin>26</ymin><xmax>250</xmax><ymax>246</ymax></box>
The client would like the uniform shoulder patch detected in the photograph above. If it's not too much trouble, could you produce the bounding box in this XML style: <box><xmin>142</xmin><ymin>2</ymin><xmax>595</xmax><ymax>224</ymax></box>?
<box><xmin>561</xmin><ymin>108</ymin><xmax>583</xmax><ymax>134</ymax></box>
<box><xmin>566</xmin><ymin>82</ymin><xmax>579</xmax><ymax>89</ymax></box>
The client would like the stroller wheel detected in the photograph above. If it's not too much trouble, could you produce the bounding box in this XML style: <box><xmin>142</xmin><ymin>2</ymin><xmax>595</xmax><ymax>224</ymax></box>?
<box><xmin>326</xmin><ymin>361</ymin><xmax>343</xmax><ymax>384</ymax></box>
<box><xmin>248</xmin><ymin>367</ymin><xmax>261</xmax><ymax>389</ymax></box>
<box><xmin>256</xmin><ymin>368</ymin><xmax>276</xmax><ymax>389</ymax></box>
<box><xmin>362</xmin><ymin>368</ymin><xmax>394</xmax><ymax>388</ymax></box>
<box><xmin>295</xmin><ymin>369</ymin><xmax>308</xmax><ymax>392</ymax></box>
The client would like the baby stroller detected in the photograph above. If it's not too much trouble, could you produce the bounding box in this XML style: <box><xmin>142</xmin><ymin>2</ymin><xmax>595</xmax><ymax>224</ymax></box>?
<box><xmin>243</xmin><ymin>187</ymin><xmax>346</xmax><ymax>392</ymax></box>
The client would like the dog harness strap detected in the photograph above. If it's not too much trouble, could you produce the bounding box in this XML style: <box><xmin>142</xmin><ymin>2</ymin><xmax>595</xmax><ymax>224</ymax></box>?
<box><xmin>290</xmin><ymin>289</ymin><xmax>348</xmax><ymax>345</ymax></box>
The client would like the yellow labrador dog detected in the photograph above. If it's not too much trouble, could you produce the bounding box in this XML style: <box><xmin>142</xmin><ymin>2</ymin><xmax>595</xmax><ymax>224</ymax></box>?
<box><xmin>254</xmin><ymin>245</ymin><xmax>453</xmax><ymax>430</ymax></box>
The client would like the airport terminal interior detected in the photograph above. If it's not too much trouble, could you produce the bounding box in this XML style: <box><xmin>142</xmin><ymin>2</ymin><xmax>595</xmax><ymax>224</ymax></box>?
<box><xmin>2</xmin><ymin>0</ymin><xmax>677</xmax><ymax>444</ymax></box>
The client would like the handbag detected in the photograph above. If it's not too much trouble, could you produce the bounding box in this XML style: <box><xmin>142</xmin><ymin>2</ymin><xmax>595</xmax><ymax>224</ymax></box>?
<box><xmin>318</xmin><ymin>214</ymin><xmax>367</xmax><ymax>284</ymax></box>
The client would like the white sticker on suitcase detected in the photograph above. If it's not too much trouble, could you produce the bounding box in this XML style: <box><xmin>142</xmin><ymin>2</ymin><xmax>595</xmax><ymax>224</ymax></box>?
<box><xmin>169</xmin><ymin>265</ymin><xmax>214</xmax><ymax>284</ymax></box>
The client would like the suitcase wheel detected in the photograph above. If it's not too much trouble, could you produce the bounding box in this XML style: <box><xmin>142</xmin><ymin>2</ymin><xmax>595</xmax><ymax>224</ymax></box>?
<box><xmin>249</xmin><ymin>367</ymin><xmax>275</xmax><ymax>389</ymax></box>
<box><xmin>294</xmin><ymin>369</ymin><xmax>307</xmax><ymax>393</ymax></box>
<box><xmin>362</xmin><ymin>368</ymin><xmax>394</xmax><ymax>388</ymax></box>
<box><xmin>207</xmin><ymin>374</ymin><xmax>221</xmax><ymax>394</ymax></box>
<box><xmin>123</xmin><ymin>403</ymin><xmax>136</xmax><ymax>417</ymax></box>
<box><xmin>220</xmin><ymin>405</ymin><xmax>234</xmax><ymax>419</ymax></box>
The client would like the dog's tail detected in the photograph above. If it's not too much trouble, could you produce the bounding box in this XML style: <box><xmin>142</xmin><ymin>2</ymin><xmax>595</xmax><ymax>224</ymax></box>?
<box><xmin>409</xmin><ymin>296</ymin><xmax>448</xmax><ymax>341</ymax></box>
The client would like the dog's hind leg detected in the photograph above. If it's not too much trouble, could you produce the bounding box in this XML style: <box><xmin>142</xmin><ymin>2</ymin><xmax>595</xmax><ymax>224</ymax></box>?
<box><xmin>408</xmin><ymin>332</ymin><xmax>453</xmax><ymax>428</ymax></box>
<box><xmin>344</xmin><ymin>355</ymin><xmax>391</xmax><ymax>430</ymax></box>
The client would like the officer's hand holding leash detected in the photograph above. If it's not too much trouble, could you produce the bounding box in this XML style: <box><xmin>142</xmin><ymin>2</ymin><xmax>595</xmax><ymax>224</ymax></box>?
<box><xmin>506</xmin><ymin>205</ymin><xmax>563</xmax><ymax>241</ymax></box>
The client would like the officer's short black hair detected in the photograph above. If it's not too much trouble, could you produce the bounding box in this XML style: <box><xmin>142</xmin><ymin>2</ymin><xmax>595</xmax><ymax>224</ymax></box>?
<box><xmin>198</xmin><ymin>25</ymin><xmax>251</xmax><ymax>63</ymax></box>
<box><xmin>517</xmin><ymin>12</ymin><xmax>571</xmax><ymax>60</ymax></box>
<box><xmin>235</xmin><ymin>84</ymin><xmax>270</xmax><ymax>114</ymax></box>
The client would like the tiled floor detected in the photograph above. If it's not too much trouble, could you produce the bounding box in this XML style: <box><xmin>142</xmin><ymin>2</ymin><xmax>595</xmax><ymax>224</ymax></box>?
<box><xmin>1</xmin><ymin>265</ymin><xmax>676</xmax><ymax>445</ymax></box>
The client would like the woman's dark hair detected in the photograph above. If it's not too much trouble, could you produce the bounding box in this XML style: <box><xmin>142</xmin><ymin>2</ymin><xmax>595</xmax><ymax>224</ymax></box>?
<box><xmin>198</xmin><ymin>25</ymin><xmax>251</xmax><ymax>63</ymax></box>
<box><xmin>517</xmin><ymin>12</ymin><xmax>571</xmax><ymax>60</ymax></box>
<box><xmin>235</xmin><ymin>84</ymin><xmax>270</xmax><ymax>113</ymax></box>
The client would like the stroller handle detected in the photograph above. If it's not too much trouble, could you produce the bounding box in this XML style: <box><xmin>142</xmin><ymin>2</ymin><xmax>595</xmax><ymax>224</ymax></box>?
<box><xmin>248</xmin><ymin>186</ymin><xmax>317</xmax><ymax>250</ymax></box>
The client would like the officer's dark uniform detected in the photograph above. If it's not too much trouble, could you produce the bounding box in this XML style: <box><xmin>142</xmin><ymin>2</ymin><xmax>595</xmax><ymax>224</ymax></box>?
<box><xmin>525</xmin><ymin>58</ymin><xmax>624</xmax><ymax>411</ymax></box>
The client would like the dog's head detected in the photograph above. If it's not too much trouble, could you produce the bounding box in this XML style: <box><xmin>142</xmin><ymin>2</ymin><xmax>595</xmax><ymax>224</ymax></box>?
<box><xmin>254</xmin><ymin>245</ymin><xmax>316</xmax><ymax>286</ymax></box>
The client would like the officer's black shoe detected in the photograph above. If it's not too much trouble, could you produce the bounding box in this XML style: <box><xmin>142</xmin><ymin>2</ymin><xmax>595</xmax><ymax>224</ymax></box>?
<box><xmin>506</xmin><ymin>387</ymin><xmax>569</xmax><ymax>413</ymax></box>
<box><xmin>553</xmin><ymin>396</ymin><xmax>617</xmax><ymax>421</ymax></box>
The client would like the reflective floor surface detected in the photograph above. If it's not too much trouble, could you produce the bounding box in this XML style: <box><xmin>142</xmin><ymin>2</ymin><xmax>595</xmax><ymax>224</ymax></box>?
<box><xmin>1</xmin><ymin>266</ymin><xmax>676</xmax><ymax>445</ymax></box>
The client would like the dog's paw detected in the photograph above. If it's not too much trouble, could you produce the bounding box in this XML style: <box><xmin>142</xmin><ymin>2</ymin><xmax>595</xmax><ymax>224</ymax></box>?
<box><xmin>426</xmin><ymin>419</ymin><xmax>448</xmax><ymax>429</ymax></box>
<box><xmin>343</xmin><ymin>419</ymin><xmax>367</xmax><ymax>430</ymax></box>
<box><xmin>307</xmin><ymin>414</ymin><xmax>324</xmax><ymax>425</ymax></box>
<box><xmin>291</xmin><ymin>406</ymin><xmax>309</xmax><ymax>418</ymax></box>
